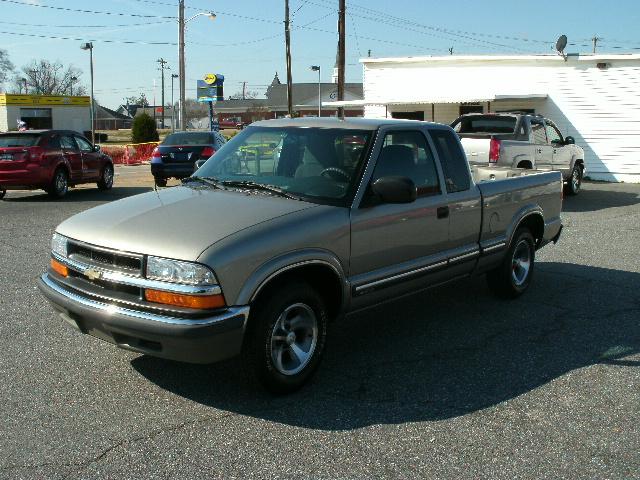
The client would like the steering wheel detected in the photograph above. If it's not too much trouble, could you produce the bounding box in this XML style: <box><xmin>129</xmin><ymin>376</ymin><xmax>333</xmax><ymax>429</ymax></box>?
<box><xmin>320</xmin><ymin>167</ymin><xmax>350</xmax><ymax>182</ymax></box>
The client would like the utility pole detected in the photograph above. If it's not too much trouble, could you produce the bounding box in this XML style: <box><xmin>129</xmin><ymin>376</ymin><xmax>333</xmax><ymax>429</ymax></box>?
<box><xmin>242</xmin><ymin>81</ymin><xmax>247</xmax><ymax>100</ymax></box>
<box><xmin>178</xmin><ymin>0</ymin><xmax>186</xmax><ymax>130</ymax></box>
<box><xmin>284</xmin><ymin>0</ymin><xmax>293</xmax><ymax>117</ymax></box>
<box><xmin>337</xmin><ymin>0</ymin><xmax>346</xmax><ymax>118</ymax></box>
<box><xmin>171</xmin><ymin>73</ymin><xmax>178</xmax><ymax>132</ymax></box>
<box><xmin>157</xmin><ymin>58</ymin><xmax>168</xmax><ymax>128</ymax></box>
<box><xmin>591</xmin><ymin>36</ymin><xmax>601</xmax><ymax>54</ymax></box>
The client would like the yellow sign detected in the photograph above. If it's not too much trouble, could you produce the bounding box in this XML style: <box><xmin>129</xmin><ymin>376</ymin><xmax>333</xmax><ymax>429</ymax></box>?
<box><xmin>0</xmin><ymin>94</ymin><xmax>91</xmax><ymax>107</ymax></box>
<box><xmin>203</xmin><ymin>73</ymin><xmax>217</xmax><ymax>85</ymax></box>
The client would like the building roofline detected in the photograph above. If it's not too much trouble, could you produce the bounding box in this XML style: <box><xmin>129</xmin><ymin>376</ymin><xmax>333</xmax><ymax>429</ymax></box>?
<box><xmin>360</xmin><ymin>53</ymin><xmax>640</xmax><ymax>65</ymax></box>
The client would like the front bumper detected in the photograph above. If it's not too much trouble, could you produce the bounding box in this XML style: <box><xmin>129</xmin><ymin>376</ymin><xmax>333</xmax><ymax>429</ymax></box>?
<box><xmin>38</xmin><ymin>273</ymin><xmax>249</xmax><ymax>364</ymax></box>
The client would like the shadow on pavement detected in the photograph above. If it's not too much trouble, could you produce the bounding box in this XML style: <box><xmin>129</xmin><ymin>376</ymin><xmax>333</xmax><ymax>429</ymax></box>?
<box><xmin>562</xmin><ymin>183</ymin><xmax>640</xmax><ymax>213</ymax></box>
<box><xmin>132</xmin><ymin>262</ymin><xmax>640</xmax><ymax>431</ymax></box>
<box><xmin>2</xmin><ymin>186</ymin><xmax>153</xmax><ymax>203</ymax></box>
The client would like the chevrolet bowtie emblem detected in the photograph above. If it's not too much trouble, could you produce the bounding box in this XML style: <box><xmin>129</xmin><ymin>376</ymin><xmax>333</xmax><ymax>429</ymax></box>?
<box><xmin>84</xmin><ymin>268</ymin><xmax>102</xmax><ymax>281</ymax></box>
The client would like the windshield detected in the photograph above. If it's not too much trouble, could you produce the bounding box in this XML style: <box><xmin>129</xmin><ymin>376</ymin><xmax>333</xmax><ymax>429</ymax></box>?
<box><xmin>194</xmin><ymin>126</ymin><xmax>373</xmax><ymax>206</ymax></box>
<box><xmin>163</xmin><ymin>132</ymin><xmax>213</xmax><ymax>145</ymax></box>
<box><xmin>452</xmin><ymin>116</ymin><xmax>517</xmax><ymax>134</ymax></box>
<box><xmin>0</xmin><ymin>134</ymin><xmax>41</xmax><ymax>147</ymax></box>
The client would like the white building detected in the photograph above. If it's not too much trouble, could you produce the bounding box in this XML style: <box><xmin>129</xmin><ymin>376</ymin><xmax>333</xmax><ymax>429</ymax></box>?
<box><xmin>329</xmin><ymin>54</ymin><xmax>640</xmax><ymax>183</ymax></box>
<box><xmin>0</xmin><ymin>94</ymin><xmax>91</xmax><ymax>133</ymax></box>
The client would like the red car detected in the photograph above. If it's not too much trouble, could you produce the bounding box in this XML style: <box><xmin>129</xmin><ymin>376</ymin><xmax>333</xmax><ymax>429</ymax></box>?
<box><xmin>0</xmin><ymin>130</ymin><xmax>114</xmax><ymax>200</ymax></box>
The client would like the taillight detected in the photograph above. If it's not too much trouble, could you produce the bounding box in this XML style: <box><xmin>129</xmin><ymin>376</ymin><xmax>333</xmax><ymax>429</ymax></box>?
<box><xmin>201</xmin><ymin>146</ymin><xmax>215</xmax><ymax>158</ymax></box>
<box><xmin>27</xmin><ymin>146</ymin><xmax>45</xmax><ymax>163</ymax></box>
<box><xmin>151</xmin><ymin>147</ymin><xmax>161</xmax><ymax>158</ymax></box>
<box><xmin>489</xmin><ymin>137</ymin><xmax>501</xmax><ymax>163</ymax></box>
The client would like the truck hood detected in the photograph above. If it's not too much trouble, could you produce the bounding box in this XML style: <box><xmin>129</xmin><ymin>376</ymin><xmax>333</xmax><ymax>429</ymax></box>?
<box><xmin>56</xmin><ymin>185</ymin><xmax>317</xmax><ymax>260</ymax></box>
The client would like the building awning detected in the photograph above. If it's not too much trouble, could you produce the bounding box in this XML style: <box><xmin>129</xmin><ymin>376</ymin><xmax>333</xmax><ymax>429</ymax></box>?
<box><xmin>323</xmin><ymin>93</ymin><xmax>547</xmax><ymax>108</ymax></box>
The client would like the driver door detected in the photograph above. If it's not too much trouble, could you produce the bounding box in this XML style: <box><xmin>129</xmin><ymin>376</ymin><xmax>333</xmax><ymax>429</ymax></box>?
<box><xmin>350</xmin><ymin>129</ymin><xmax>450</xmax><ymax>308</ymax></box>
<box><xmin>74</xmin><ymin>135</ymin><xmax>100</xmax><ymax>180</ymax></box>
<box><xmin>546</xmin><ymin>120</ymin><xmax>572</xmax><ymax>177</ymax></box>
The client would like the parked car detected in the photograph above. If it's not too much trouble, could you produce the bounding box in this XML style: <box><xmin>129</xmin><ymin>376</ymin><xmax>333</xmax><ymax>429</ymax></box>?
<box><xmin>451</xmin><ymin>113</ymin><xmax>585</xmax><ymax>195</ymax></box>
<box><xmin>0</xmin><ymin>130</ymin><xmax>113</xmax><ymax>200</ymax></box>
<box><xmin>150</xmin><ymin>131</ymin><xmax>226</xmax><ymax>187</ymax></box>
<box><xmin>218</xmin><ymin>117</ymin><xmax>247</xmax><ymax>130</ymax></box>
<box><xmin>38</xmin><ymin>118</ymin><xmax>563</xmax><ymax>393</ymax></box>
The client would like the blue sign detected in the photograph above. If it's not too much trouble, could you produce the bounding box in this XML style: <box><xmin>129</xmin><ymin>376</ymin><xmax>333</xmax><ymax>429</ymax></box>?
<box><xmin>197</xmin><ymin>74</ymin><xmax>224</xmax><ymax>103</ymax></box>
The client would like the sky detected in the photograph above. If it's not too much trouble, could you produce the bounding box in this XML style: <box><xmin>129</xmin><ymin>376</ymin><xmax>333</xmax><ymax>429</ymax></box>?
<box><xmin>1</xmin><ymin>0</ymin><xmax>640</xmax><ymax>109</ymax></box>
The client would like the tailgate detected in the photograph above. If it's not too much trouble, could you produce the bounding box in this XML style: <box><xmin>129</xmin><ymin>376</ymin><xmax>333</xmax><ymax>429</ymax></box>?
<box><xmin>459</xmin><ymin>137</ymin><xmax>490</xmax><ymax>163</ymax></box>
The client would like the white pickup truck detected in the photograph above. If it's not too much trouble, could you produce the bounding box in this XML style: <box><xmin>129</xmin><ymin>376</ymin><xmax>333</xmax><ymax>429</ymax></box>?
<box><xmin>451</xmin><ymin>113</ymin><xmax>585</xmax><ymax>195</ymax></box>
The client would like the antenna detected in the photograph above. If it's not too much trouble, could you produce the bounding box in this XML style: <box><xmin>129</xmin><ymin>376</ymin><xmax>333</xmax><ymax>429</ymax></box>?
<box><xmin>556</xmin><ymin>35</ymin><xmax>568</xmax><ymax>61</ymax></box>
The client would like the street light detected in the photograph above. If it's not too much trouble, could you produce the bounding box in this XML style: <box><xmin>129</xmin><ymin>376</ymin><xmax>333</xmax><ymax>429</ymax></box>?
<box><xmin>178</xmin><ymin>1</ymin><xmax>216</xmax><ymax>130</ymax></box>
<box><xmin>70</xmin><ymin>76</ymin><xmax>78</xmax><ymax>96</ymax></box>
<box><xmin>310</xmin><ymin>65</ymin><xmax>321</xmax><ymax>117</ymax></box>
<box><xmin>171</xmin><ymin>73</ymin><xmax>179</xmax><ymax>132</ymax></box>
<box><xmin>80</xmin><ymin>42</ymin><xmax>95</xmax><ymax>144</ymax></box>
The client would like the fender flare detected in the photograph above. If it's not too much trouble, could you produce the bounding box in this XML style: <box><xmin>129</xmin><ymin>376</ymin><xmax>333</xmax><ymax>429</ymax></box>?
<box><xmin>506</xmin><ymin>204</ymin><xmax>545</xmax><ymax>248</ymax></box>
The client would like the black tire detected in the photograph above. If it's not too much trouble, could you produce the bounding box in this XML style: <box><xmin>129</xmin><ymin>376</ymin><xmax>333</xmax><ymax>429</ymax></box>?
<box><xmin>487</xmin><ymin>228</ymin><xmax>535</xmax><ymax>299</ymax></box>
<box><xmin>97</xmin><ymin>163</ymin><xmax>114</xmax><ymax>190</ymax></box>
<box><xmin>565</xmin><ymin>163</ymin><xmax>583</xmax><ymax>196</ymax></box>
<box><xmin>154</xmin><ymin>176</ymin><xmax>167</xmax><ymax>187</ymax></box>
<box><xmin>47</xmin><ymin>168</ymin><xmax>69</xmax><ymax>199</ymax></box>
<box><xmin>243</xmin><ymin>282</ymin><xmax>328</xmax><ymax>394</ymax></box>
<box><xmin>0</xmin><ymin>188</ymin><xmax>5</xmax><ymax>200</ymax></box>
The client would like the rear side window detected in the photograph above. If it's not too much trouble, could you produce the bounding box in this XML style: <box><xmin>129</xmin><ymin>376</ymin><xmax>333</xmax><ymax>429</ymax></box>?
<box><xmin>429</xmin><ymin>129</ymin><xmax>471</xmax><ymax>193</ymax></box>
<box><xmin>530</xmin><ymin>120</ymin><xmax>547</xmax><ymax>144</ymax></box>
<box><xmin>0</xmin><ymin>134</ymin><xmax>41</xmax><ymax>147</ymax></box>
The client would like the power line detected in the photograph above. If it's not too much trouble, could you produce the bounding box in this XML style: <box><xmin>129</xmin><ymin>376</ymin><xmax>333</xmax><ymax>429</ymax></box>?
<box><xmin>0</xmin><ymin>0</ymin><xmax>176</xmax><ymax>19</ymax></box>
<box><xmin>0</xmin><ymin>30</ymin><xmax>178</xmax><ymax>45</ymax></box>
<box><xmin>0</xmin><ymin>19</ymin><xmax>173</xmax><ymax>29</ymax></box>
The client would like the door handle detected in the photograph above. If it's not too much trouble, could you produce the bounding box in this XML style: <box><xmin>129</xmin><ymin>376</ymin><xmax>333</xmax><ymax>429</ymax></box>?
<box><xmin>553</xmin><ymin>149</ymin><xmax>557</xmax><ymax>154</ymax></box>
<box><xmin>437</xmin><ymin>206</ymin><xmax>449</xmax><ymax>219</ymax></box>
<box><xmin>536</xmin><ymin>148</ymin><xmax>542</xmax><ymax>154</ymax></box>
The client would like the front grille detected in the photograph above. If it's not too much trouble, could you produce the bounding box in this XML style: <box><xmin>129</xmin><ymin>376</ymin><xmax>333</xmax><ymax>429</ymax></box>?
<box><xmin>67</xmin><ymin>241</ymin><xmax>142</xmax><ymax>275</ymax></box>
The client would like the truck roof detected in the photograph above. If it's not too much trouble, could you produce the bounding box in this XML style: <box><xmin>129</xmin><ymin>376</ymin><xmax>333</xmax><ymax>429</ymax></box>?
<box><xmin>251</xmin><ymin>117</ymin><xmax>446</xmax><ymax>131</ymax></box>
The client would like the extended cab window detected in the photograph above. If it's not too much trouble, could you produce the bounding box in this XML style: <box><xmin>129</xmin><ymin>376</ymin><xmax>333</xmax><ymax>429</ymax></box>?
<box><xmin>429</xmin><ymin>129</ymin><xmax>471</xmax><ymax>193</ymax></box>
<box><xmin>372</xmin><ymin>131</ymin><xmax>440</xmax><ymax>196</ymax></box>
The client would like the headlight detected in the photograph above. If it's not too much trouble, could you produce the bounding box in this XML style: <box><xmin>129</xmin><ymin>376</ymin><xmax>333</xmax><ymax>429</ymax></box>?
<box><xmin>51</xmin><ymin>233</ymin><xmax>68</xmax><ymax>258</ymax></box>
<box><xmin>146</xmin><ymin>256</ymin><xmax>217</xmax><ymax>285</ymax></box>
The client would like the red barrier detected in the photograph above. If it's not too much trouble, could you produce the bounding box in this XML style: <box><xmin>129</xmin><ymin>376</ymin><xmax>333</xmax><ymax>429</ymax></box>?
<box><xmin>101</xmin><ymin>142</ymin><xmax>159</xmax><ymax>166</ymax></box>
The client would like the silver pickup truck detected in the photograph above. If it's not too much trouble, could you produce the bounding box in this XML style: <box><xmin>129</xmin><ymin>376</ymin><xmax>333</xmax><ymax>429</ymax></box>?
<box><xmin>451</xmin><ymin>113</ymin><xmax>585</xmax><ymax>195</ymax></box>
<box><xmin>38</xmin><ymin>118</ymin><xmax>563</xmax><ymax>393</ymax></box>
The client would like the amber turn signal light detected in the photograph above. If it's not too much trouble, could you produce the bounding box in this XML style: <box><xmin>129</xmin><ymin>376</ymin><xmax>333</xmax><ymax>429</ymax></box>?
<box><xmin>50</xmin><ymin>258</ymin><xmax>68</xmax><ymax>277</ymax></box>
<box><xmin>144</xmin><ymin>289</ymin><xmax>226</xmax><ymax>309</ymax></box>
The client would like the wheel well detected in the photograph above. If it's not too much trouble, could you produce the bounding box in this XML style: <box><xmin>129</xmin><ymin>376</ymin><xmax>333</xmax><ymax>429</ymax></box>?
<box><xmin>517</xmin><ymin>160</ymin><xmax>533</xmax><ymax>169</ymax></box>
<box><xmin>516</xmin><ymin>214</ymin><xmax>545</xmax><ymax>248</ymax></box>
<box><xmin>251</xmin><ymin>264</ymin><xmax>344</xmax><ymax>320</ymax></box>
<box><xmin>52</xmin><ymin>163</ymin><xmax>70</xmax><ymax>179</ymax></box>
<box><xmin>574</xmin><ymin>159</ymin><xmax>584</xmax><ymax>169</ymax></box>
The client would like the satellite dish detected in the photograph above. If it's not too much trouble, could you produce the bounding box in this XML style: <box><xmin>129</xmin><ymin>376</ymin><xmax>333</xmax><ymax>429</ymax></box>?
<box><xmin>556</xmin><ymin>35</ymin><xmax>568</xmax><ymax>61</ymax></box>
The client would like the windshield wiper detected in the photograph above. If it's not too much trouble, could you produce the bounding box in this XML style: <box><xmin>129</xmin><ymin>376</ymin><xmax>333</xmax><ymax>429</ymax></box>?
<box><xmin>220</xmin><ymin>180</ymin><xmax>299</xmax><ymax>200</ymax></box>
<box><xmin>182</xmin><ymin>176</ymin><xmax>225</xmax><ymax>189</ymax></box>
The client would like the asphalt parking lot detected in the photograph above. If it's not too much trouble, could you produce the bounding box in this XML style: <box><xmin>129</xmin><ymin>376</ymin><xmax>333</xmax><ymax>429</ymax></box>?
<box><xmin>1</xmin><ymin>166</ymin><xmax>639</xmax><ymax>479</ymax></box>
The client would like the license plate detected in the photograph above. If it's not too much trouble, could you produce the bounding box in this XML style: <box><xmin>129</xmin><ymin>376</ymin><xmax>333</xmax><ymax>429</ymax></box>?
<box><xmin>0</xmin><ymin>153</ymin><xmax>13</xmax><ymax>160</ymax></box>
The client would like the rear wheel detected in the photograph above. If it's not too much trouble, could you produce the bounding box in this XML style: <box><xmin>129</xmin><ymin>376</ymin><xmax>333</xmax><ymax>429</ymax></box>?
<box><xmin>565</xmin><ymin>164</ymin><xmax>583</xmax><ymax>196</ymax></box>
<box><xmin>154</xmin><ymin>176</ymin><xmax>167</xmax><ymax>187</ymax></box>
<box><xmin>97</xmin><ymin>163</ymin><xmax>114</xmax><ymax>190</ymax></box>
<box><xmin>47</xmin><ymin>168</ymin><xmax>69</xmax><ymax>199</ymax></box>
<box><xmin>0</xmin><ymin>188</ymin><xmax>5</xmax><ymax>200</ymax></box>
<box><xmin>487</xmin><ymin>228</ymin><xmax>535</xmax><ymax>298</ymax></box>
<box><xmin>243</xmin><ymin>282</ymin><xmax>328</xmax><ymax>394</ymax></box>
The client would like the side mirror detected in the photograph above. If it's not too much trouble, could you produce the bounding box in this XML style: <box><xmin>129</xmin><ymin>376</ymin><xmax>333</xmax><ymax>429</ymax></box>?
<box><xmin>93</xmin><ymin>144</ymin><xmax>101</xmax><ymax>152</ymax></box>
<box><xmin>194</xmin><ymin>159</ymin><xmax>207</xmax><ymax>171</ymax></box>
<box><xmin>371</xmin><ymin>176</ymin><xmax>417</xmax><ymax>204</ymax></box>
<box><xmin>565</xmin><ymin>136</ymin><xmax>575</xmax><ymax>145</ymax></box>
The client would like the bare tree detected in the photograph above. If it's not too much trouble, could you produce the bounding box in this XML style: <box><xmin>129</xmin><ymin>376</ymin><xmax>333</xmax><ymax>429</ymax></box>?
<box><xmin>125</xmin><ymin>93</ymin><xmax>149</xmax><ymax>106</ymax></box>
<box><xmin>0</xmin><ymin>49</ymin><xmax>14</xmax><ymax>89</ymax></box>
<box><xmin>228</xmin><ymin>90</ymin><xmax>260</xmax><ymax>100</ymax></box>
<box><xmin>11</xmin><ymin>59</ymin><xmax>86</xmax><ymax>95</ymax></box>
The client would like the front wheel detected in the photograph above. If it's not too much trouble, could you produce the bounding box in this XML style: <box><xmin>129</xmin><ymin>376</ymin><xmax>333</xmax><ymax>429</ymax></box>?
<box><xmin>97</xmin><ymin>163</ymin><xmax>114</xmax><ymax>190</ymax></box>
<box><xmin>0</xmin><ymin>188</ymin><xmax>5</xmax><ymax>200</ymax></box>
<box><xmin>565</xmin><ymin>164</ymin><xmax>583</xmax><ymax>196</ymax></box>
<box><xmin>243</xmin><ymin>282</ymin><xmax>328</xmax><ymax>394</ymax></box>
<box><xmin>487</xmin><ymin>228</ymin><xmax>535</xmax><ymax>298</ymax></box>
<box><xmin>47</xmin><ymin>168</ymin><xmax>69</xmax><ymax>199</ymax></box>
